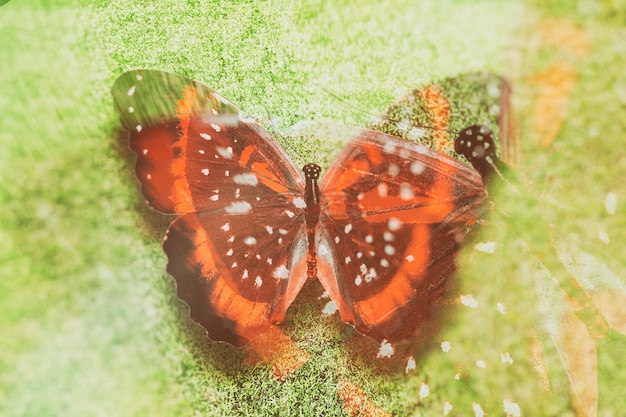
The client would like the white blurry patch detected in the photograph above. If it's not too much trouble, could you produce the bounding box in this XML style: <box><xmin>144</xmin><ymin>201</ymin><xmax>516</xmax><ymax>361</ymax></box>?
<box><xmin>475</xmin><ymin>241</ymin><xmax>496</xmax><ymax>254</ymax></box>
<box><xmin>233</xmin><ymin>173</ymin><xmax>258</xmax><ymax>186</ymax></box>
<box><xmin>501</xmin><ymin>352</ymin><xmax>514</xmax><ymax>364</ymax></box>
<box><xmin>454</xmin><ymin>372</ymin><xmax>460</xmax><ymax>380</ymax></box>
<box><xmin>322</xmin><ymin>300</ymin><xmax>338</xmax><ymax>315</ymax></box>
<box><xmin>441</xmin><ymin>341</ymin><xmax>451</xmax><ymax>353</ymax></box>
<box><xmin>419</xmin><ymin>383</ymin><xmax>430</xmax><ymax>400</ymax></box>
<box><xmin>497</xmin><ymin>302</ymin><xmax>507</xmax><ymax>314</ymax></box>
<box><xmin>405</xmin><ymin>356</ymin><xmax>416</xmax><ymax>373</ymax></box>
<box><xmin>377</xmin><ymin>339</ymin><xmax>394</xmax><ymax>358</ymax></box>
<box><xmin>604</xmin><ymin>192</ymin><xmax>618</xmax><ymax>214</ymax></box>
<box><xmin>443</xmin><ymin>402</ymin><xmax>453</xmax><ymax>416</ymax></box>
<box><xmin>388</xmin><ymin>217</ymin><xmax>403</xmax><ymax>231</ymax></box>
<box><xmin>318</xmin><ymin>291</ymin><xmax>329</xmax><ymax>299</ymax></box>
<box><xmin>473</xmin><ymin>402</ymin><xmax>485</xmax><ymax>417</ymax></box>
<box><xmin>598</xmin><ymin>230</ymin><xmax>610</xmax><ymax>245</ymax></box>
<box><xmin>224</xmin><ymin>201</ymin><xmax>252</xmax><ymax>214</ymax></box>
<box><xmin>460</xmin><ymin>294</ymin><xmax>478</xmax><ymax>308</ymax></box>
<box><xmin>272</xmin><ymin>265</ymin><xmax>289</xmax><ymax>279</ymax></box>
<box><xmin>503</xmin><ymin>399</ymin><xmax>521</xmax><ymax>417</ymax></box>
<box><xmin>476</xmin><ymin>359</ymin><xmax>486</xmax><ymax>368</ymax></box>
<box><xmin>293</xmin><ymin>197</ymin><xmax>306</xmax><ymax>208</ymax></box>
<box><xmin>408</xmin><ymin>127</ymin><xmax>426</xmax><ymax>141</ymax></box>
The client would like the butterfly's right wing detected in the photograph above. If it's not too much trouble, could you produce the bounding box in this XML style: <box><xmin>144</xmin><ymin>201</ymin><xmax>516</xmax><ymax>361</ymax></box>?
<box><xmin>316</xmin><ymin>130</ymin><xmax>486</xmax><ymax>347</ymax></box>
<box><xmin>112</xmin><ymin>70</ymin><xmax>310</xmax><ymax>346</ymax></box>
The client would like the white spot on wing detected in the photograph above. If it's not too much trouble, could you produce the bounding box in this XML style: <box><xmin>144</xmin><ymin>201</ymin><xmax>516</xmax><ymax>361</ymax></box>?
<box><xmin>388</xmin><ymin>217</ymin><xmax>403</xmax><ymax>231</ymax></box>
<box><xmin>210</xmin><ymin>123</ymin><xmax>221</xmax><ymax>132</ymax></box>
<box><xmin>225</xmin><ymin>201</ymin><xmax>251</xmax><ymax>214</ymax></box>
<box><xmin>285</xmin><ymin>210</ymin><xmax>295</xmax><ymax>218</ymax></box>
<box><xmin>136</xmin><ymin>124</ymin><xmax>142</xmax><ymax>132</ymax></box>
<box><xmin>243</xmin><ymin>236</ymin><xmax>257</xmax><ymax>245</ymax></box>
<box><xmin>292</xmin><ymin>197</ymin><xmax>306</xmax><ymax>208</ymax></box>
<box><xmin>441</xmin><ymin>341</ymin><xmax>451</xmax><ymax>353</ymax></box>
<box><xmin>365</xmin><ymin>235</ymin><xmax>373</xmax><ymax>243</ymax></box>
<box><xmin>201</xmin><ymin>168</ymin><xmax>209</xmax><ymax>176</ymax></box>
<box><xmin>377</xmin><ymin>182</ymin><xmax>388</xmax><ymax>197</ymax></box>
<box><xmin>265</xmin><ymin>225</ymin><xmax>273</xmax><ymax>234</ymax></box>
<box><xmin>400</xmin><ymin>183</ymin><xmax>414</xmax><ymax>200</ymax></box>
<box><xmin>217</xmin><ymin>146</ymin><xmax>233</xmax><ymax>159</ymax></box>
<box><xmin>233</xmin><ymin>173</ymin><xmax>258</xmax><ymax>186</ymax></box>
<box><xmin>344</xmin><ymin>223</ymin><xmax>352</xmax><ymax>234</ymax></box>
<box><xmin>127</xmin><ymin>86</ymin><xmax>136</xmax><ymax>96</ymax></box>
<box><xmin>272</xmin><ymin>265</ymin><xmax>289</xmax><ymax>279</ymax></box>
<box><xmin>419</xmin><ymin>383</ymin><xmax>430</xmax><ymax>400</ymax></box>
<box><xmin>220</xmin><ymin>223</ymin><xmax>230</xmax><ymax>232</ymax></box>
<box><xmin>384</xmin><ymin>244</ymin><xmax>395</xmax><ymax>256</ymax></box>
<box><xmin>387</xmin><ymin>163</ymin><xmax>400</xmax><ymax>177</ymax></box>
<box><xmin>254</xmin><ymin>276</ymin><xmax>263</xmax><ymax>287</ymax></box>
<box><xmin>382</xmin><ymin>139</ymin><xmax>395</xmax><ymax>154</ymax></box>
<box><xmin>200</xmin><ymin>133</ymin><xmax>212</xmax><ymax>141</ymax></box>
<box><xmin>410</xmin><ymin>162</ymin><xmax>425</xmax><ymax>175</ymax></box>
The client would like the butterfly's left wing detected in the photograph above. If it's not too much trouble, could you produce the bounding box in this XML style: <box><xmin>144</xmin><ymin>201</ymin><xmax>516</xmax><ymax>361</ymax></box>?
<box><xmin>316</xmin><ymin>129</ymin><xmax>486</xmax><ymax>346</ymax></box>
<box><xmin>112</xmin><ymin>70</ymin><xmax>310</xmax><ymax>346</ymax></box>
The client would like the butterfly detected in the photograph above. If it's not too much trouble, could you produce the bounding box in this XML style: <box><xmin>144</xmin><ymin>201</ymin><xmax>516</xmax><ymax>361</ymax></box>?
<box><xmin>111</xmin><ymin>69</ymin><xmax>487</xmax><ymax>350</ymax></box>
<box><xmin>376</xmin><ymin>72</ymin><xmax>626</xmax><ymax>417</ymax></box>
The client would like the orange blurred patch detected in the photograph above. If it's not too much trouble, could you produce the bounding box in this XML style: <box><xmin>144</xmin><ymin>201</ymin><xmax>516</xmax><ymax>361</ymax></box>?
<box><xmin>530</xmin><ymin>61</ymin><xmax>579</xmax><ymax>148</ymax></box>
<box><xmin>337</xmin><ymin>379</ymin><xmax>392</xmax><ymax>417</ymax></box>
<box><xmin>537</xmin><ymin>18</ymin><xmax>591</xmax><ymax>57</ymax></box>
<box><xmin>418</xmin><ymin>85</ymin><xmax>452</xmax><ymax>152</ymax></box>
<box><xmin>528</xmin><ymin>19</ymin><xmax>591</xmax><ymax>148</ymax></box>
<box><xmin>245</xmin><ymin>326</ymin><xmax>311</xmax><ymax>380</ymax></box>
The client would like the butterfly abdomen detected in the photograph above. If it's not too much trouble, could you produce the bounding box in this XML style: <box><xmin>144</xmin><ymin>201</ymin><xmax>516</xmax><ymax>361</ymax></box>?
<box><xmin>303</xmin><ymin>163</ymin><xmax>322</xmax><ymax>279</ymax></box>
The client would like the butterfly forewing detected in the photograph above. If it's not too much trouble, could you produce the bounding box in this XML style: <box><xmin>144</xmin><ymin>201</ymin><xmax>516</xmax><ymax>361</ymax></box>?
<box><xmin>112</xmin><ymin>70</ymin><xmax>310</xmax><ymax>346</ymax></box>
<box><xmin>317</xmin><ymin>130</ymin><xmax>486</xmax><ymax>343</ymax></box>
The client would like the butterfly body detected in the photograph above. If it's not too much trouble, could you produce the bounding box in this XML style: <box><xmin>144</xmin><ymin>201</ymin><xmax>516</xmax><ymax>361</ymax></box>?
<box><xmin>113</xmin><ymin>69</ymin><xmax>486</xmax><ymax>349</ymax></box>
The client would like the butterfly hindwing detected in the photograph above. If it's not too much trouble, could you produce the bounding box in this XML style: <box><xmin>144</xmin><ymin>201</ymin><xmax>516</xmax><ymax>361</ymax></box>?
<box><xmin>317</xmin><ymin>130</ymin><xmax>486</xmax><ymax>343</ymax></box>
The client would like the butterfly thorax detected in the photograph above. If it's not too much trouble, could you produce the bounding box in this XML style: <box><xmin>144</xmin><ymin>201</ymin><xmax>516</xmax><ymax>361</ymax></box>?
<box><xmin>303</xmin><ymin>163</ymin><xmax>322</xmax><ymax>279</ymax></box>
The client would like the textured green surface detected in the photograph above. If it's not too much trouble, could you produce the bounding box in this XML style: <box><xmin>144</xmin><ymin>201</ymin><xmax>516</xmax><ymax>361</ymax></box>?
<box><xmin>1</xmin><ymin>1</ymin><xmax>624</xmax><ymax>416</ymax></box>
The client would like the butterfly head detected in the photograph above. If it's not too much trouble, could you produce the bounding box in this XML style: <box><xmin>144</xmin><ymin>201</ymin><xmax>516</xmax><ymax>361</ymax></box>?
<box><xmin>302</xmin><ymin>163</ymin><xmax>322</xmax><ymax>180</ymax></box>
<box><xmin>454</xmin><ymin>124</ymin><xmax>500</xmax><ymax>183</ymax></box>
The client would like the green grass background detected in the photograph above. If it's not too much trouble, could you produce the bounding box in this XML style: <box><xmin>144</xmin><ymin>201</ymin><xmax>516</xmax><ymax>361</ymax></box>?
<box><xmin>1</xmin><ymin>0</ymin><xmax>625</xmax><ymax>416</ymax></box>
